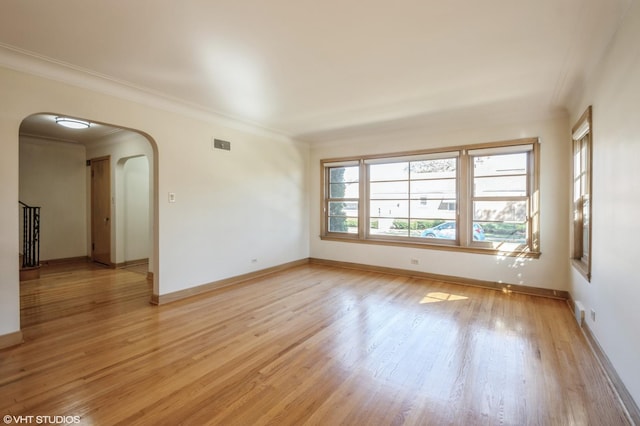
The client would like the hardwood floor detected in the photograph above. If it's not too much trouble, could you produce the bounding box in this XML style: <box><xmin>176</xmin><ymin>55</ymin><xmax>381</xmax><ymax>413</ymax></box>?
<box><xmin>1</xmin><ymin>262</ymin><xmax>631</xmax><ymax>425</ymax></box>
<box><xmin>19</xmin><ymin>261</ymin><xmax>151</xmax><ymax>327</ymax></box>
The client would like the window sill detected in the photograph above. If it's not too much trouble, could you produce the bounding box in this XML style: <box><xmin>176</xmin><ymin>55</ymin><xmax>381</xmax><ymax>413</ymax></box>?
<box><xmin>571</xmin><ymin>258</ymin><xmax>591</xmax><ymax>281</ymax></box>
<box><xmin>320</xmin><ymin>235</ymin><xmax>541</xmax><ymax>259</ymax></box>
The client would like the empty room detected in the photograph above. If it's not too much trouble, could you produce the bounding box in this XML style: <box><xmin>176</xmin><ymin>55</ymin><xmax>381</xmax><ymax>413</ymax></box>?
<box><xmin>1</xmin><ymin>1</ymin><xmax>639</xmax><ymax>425</ymax></box>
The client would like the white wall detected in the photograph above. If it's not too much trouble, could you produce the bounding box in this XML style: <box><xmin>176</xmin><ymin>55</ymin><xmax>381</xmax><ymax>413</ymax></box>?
<box><xmin>310</xmin><ymin>114</ymin><xmax>571</xmax><ymax>291</ymax></box>
<box><xmin>86</xmin><ymin>131</ymin><xmax>154</xmax><ymax>266</ymax></box>
<box><xmin>0</xmin><ymin>65</ymin><xmax>309</xmax><ymax>338</ymax></box>
<box><xmin>0</xmin><ymin>114</ymin><xmax>20</xmax><ymax>336</ymax></box>
<box><xmin>568</xmin><ymin>0</ymin><xmax>640</xmax><ymax>407</ymax></box>
<box><xmin>123</xmin><ymin>156</ymin><xmax>150</xmax><ymax>262</ymax></box>
<box><xmin>19</xmin><ymin>137</ymin><xmax>87</xmax><ymax>260</ymax></box>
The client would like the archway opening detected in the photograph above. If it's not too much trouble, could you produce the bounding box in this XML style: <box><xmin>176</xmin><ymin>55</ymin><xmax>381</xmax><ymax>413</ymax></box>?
<box><xmin>18</xmin><ymin>112</ymin><xmax>159</xmax><ymax>326</ymax></box>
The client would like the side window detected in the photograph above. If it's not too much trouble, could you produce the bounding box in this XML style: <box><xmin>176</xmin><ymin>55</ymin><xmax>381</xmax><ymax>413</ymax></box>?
<box><xmin>571</xmin><ymin>106</ymin><xmax>592</xmax><ymax>280</ymax></box>
<box><xmin>325</xmin><ymin>164</ymin><xmax>360</xmax><ymax>235</ymax></box>
<box><xmin>468</xmin><ymin>144</ymin><xmax>537</xmax><ymax>252</ymax></box>
<box><xmin>472</xmin><ymin>151</ymin><xmax>530</xmax><ymax>250</ymax></box>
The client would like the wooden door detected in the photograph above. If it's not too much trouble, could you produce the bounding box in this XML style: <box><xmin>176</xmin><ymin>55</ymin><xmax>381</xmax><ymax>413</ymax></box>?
<box><xmin>91</xmin><ymin>157</ymin><xmax>111</xmax><ymax>266</ymax></box>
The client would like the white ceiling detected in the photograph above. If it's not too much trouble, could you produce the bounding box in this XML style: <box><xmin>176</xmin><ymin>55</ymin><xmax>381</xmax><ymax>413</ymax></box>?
<box><xmin>0</xmin><ymin>0</ymin><xmax>631</xmax><ymax>142</ymax></box>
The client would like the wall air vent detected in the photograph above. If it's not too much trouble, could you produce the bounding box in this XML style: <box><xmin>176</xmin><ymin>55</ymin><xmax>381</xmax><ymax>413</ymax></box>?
<box><xmin>213</xmin><ymin>138</ymin><xmax>231</xmax><ymax>151</ymax></box>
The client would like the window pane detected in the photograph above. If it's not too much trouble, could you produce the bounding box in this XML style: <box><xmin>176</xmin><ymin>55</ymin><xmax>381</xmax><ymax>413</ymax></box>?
<box><xmin>581</xmin><ymin>173</ymin><xmax>588</xmax><ymax>196</ymax></box>
<box><xmin>410</xmin><ymin>158</ymin><xmax>457</xmax><ymax>179</ymax></box>
<box><xmin>329</xmin><ymin>216</ymin><xmax>358</xmax><ymax>233</ymax></box>
<box><xmin>370</xmin><ymin>218</ymin><xmax>409</xmax><ymax>237</ymax></box>
<box><xmin>580</xmin><ymin>139</ymin><xmax>589</xmax><ymax>178</ymax></box>
<box><xmin>411</xmin><ymin>179</ymin><xmax>456</xmax><ymax>199</ymax></box>
<box><xmin>409</xmin><ymin>219</ymin><xmax>436</xmax><ymax>237</ymax></box>
<box><xmin>574</xmin><ymin>150</ymin><xmax>581</xmax><ymax>179</ymax></box>
<box><xmin>582</xmin><ymin>225</ymin><xmax>589</xmax><ymax>259</ymax></box>
<box><xmin>582</xmin><ymin>195</ymin><xmax>590</xmax><ymax>256</ymax></box>
<box><xmin>582</xmin><ymin>196</ymin><xmax>590</xmax><ymax>225</ymax></box>
<box><xmin>474</xmin><ymin>200</ymin><xmax>527</xmax><ymax>243</ymax></box>
<box><xmin>473</xmin><ymin>200</ymin><xmax>527</xmax><ymax>222</ymax></box>
<box><xmin>410</xmin><ymin>200</ymin><xmax>456</xmax><ymax>220</ymax></box>
<box><xmin>329</xmin><ymin>166</ymin><xmax>359</xmax><ymax>183</ymax></box>
<box><xmin>330</xmin><ymin>182</ymin><xmax>359</xmax><ymax>198</ymax></box>
<box><xmin>370</xmin><ymin>200</ymin><xmax>408</xmax><ymax>218</ymax></box>
<box><xmin>474</xmin><ymin>221</ymin><xmax>526</xmax><ymax>243</ymax></box>
<box><xmin>474</xmin><ymin>153</ymin><xmax>527</xmax><ymax>177</ymax></box>
<box><xmin>369</xmin><ymin>162</ymin><xmax>409</xmax><ymax>181</ymax></box>
<box><xmin>329</xmin><ymin>201</ymin><xmax>358</xmax><ymax>217</ymax></box>
<box><xmin>420</xmin><ymin>220</ymin><xmax>456</xmax><ymax>240</ymax></box>
<box><xmin>574</xmin><ymin>178</ymin><xmax>581</xmax><ymax>203</ymax></box>
<box><xmin>370</xmin><ymin>181</ymin><xmax>408</xmax><ymax>199</ymax></box>
<box><xmin>474</xmin><ymin>176</ymin><xmax>527</xmax><ymax>197</ymax></box>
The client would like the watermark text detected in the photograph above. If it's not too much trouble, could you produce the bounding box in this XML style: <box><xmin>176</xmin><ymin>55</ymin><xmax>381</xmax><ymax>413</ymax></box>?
<box><xmin>3</xmin><ymin>415</ymin><xmax>81</xmax><ymax>424</ymax></box>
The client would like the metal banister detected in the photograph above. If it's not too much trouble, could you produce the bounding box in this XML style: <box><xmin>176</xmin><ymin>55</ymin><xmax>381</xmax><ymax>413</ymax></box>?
<box><xmin>19</xmin><ymin>201</ymin><xmax>40</xmax><ymax>268</ymax></box>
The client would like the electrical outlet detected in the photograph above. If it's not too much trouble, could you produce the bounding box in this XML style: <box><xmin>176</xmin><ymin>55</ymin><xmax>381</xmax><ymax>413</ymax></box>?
<box><xmin>410</xmin><ymin>258</ymin><xmax>419</xmax><ymax>265</ymax></box>
<box><xmin>251</xmin><ymin>258</ymin><xmax>258</xmax><ymax>264</ymax></box>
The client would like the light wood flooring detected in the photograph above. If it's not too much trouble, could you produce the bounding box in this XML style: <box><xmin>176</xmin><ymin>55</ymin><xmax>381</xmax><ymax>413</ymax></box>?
<box><xmin>1</xmin><ymin>262</ymin><xmax>631</xmax><ymax>425</ymax></box>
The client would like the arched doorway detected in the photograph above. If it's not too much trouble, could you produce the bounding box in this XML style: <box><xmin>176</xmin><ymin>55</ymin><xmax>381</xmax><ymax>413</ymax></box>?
<box><xmin>18</xmin><ymin>112</ymin><xmax>158</xmax><ymax>326</ymax></box>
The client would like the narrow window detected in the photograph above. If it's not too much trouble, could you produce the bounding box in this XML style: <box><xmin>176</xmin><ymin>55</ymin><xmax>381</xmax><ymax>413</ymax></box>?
<box><xmin>468</xmin><ymin>145</ymin><xmax>534</xmax><ymax>251</ymax></box>
<box><xmin>324</xmin><ymin>163</ymin><xmax>360</xmax><ymax>235</ymax></box>
<box><xmin>571</xmin><ymin>106</ymin><xmax>592</xmax><ymax>280</ymax></box>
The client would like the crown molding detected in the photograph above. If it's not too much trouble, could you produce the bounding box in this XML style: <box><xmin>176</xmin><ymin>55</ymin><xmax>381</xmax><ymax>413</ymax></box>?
<box><xmin>19</xmin><ymin>132</ymin><xmax>87</xmax><ymax>146</ymax></box>
<box><xmin>0</xmin><ymin>43</ymin><xmax>296</xmax><ymax>144</ymax></box>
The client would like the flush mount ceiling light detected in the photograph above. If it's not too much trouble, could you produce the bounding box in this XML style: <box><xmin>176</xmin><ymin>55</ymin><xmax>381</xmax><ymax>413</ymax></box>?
<box><xmin>55</xmin><ymin>117</ymin><xmax>91</xmax><ymax>129</ymax></box>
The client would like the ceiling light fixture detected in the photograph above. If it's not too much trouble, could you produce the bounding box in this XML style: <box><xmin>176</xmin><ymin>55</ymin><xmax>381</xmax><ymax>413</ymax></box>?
<box><xmin>55</xmin><ymin>117</ymin><xmax>91</xmax><ymax>129</ymax></box>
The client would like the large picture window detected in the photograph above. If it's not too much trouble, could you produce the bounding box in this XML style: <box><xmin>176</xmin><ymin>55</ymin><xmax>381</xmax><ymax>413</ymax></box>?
<box><xmin>367</xmin><ymin>153</ymin><xmax>458</xmax><ymax>240</ymax></box>
<box><xmin>321</xmin><ymin>138</ymin><xmax>540</xmax><ymax>257</ymax></box>
<box><xmin>571</xmin><ymin>107</ymin><xmax>592</xmax><ymax>279</ymax></box>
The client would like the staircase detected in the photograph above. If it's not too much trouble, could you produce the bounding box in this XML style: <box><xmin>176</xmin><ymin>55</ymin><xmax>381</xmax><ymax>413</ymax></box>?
<box><xmin>19</xmin><ymin>201</ymin><xmax>41</xmax><ymax>281</ymax></box>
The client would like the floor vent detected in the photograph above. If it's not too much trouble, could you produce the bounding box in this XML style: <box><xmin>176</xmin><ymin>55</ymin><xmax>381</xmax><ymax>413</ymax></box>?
<box><xmin>574</xmin><ymin>301</ymin><xmax>585</xmax><ymax>327</ymax></box>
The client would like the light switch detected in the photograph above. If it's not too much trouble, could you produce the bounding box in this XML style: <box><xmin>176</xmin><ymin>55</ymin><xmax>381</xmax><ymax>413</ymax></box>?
<box><xmin>168</xmin><ymin>192</ymin><xmax>176</xmax><ymax>203</ymax></box>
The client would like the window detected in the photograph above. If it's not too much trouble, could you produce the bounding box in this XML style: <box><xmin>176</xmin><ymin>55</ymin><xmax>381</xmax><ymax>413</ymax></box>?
<box><xmin>469</xmin><ymin>145</ymin><xmax>533</xmax><ymax>251</ymax></box>
<box><xmin>321</xmin><ymin>138</ymin><xmax>540</xmax><ymax>257</ymax></box>
<box><xmin>571</xmin><ymin>106</ymin><xmax>592</xmax><ymax>280</ymax></box>
<box><xmin>367</xmin><ymin>153</ymin><xmax>458</xmax><ymax>240</ymax></box>
<box><xmin>326</xmin><ymin>163</ymin><xmax>360</xmax><ymax>234</ymax></box>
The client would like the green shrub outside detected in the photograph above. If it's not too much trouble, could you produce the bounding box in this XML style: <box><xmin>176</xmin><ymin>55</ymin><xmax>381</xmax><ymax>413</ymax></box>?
<box><xmin>348</xmin><ymin>218</ymin><xmax>525</xmax><ymax>236</ymax></box>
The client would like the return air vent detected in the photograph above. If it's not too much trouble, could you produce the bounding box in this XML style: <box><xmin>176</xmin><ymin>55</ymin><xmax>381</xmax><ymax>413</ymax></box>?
<box><xmin>213</xmin><ymin>138</ymin><xmax>231</xmax><ymax>151</ymax></box>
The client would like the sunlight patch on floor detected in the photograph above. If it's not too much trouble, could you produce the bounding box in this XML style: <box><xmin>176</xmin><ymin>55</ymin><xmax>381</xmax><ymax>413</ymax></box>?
<box><xmin>419</xmin><ymin>292</ymin><xmax>468</xmax><ymax>304</ymax></box>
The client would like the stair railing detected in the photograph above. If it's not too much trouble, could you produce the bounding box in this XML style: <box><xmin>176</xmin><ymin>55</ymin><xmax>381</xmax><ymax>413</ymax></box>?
<box><xmin>19</xmin><ymin>201</ymin><xmax>40</xmax><ymax>268</ymax></box>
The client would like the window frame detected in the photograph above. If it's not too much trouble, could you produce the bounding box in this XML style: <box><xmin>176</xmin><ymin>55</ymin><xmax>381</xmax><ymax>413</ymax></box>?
<box><xmin>324</xmin><ymin>160</ymin><xmax>361</xmax><ymax>238</ymax></box>
<box><xmin>467</xmin><ymin>144</ymin><xmax>537</xmax><ymax>252</ymax></box>
<box><xmin>320</xmin><ymin>138</ymin><xmax>541</xmax><ymax>258</ymax></box>
<box><xmin>571</xmin><ymin>106</ymin><xmax>593</xmax><ymax>280</ymax></box>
